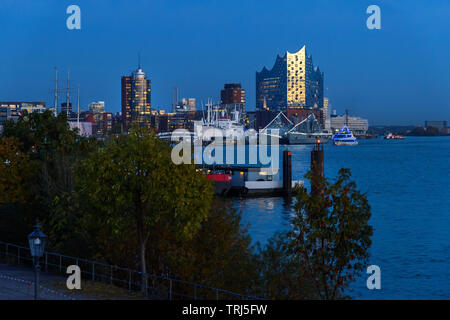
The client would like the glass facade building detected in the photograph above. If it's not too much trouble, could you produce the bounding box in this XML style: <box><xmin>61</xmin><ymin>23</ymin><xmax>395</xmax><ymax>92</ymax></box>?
<box><xmin>121</xmin><ymin>67</ymin><xmax>151</xmax><ymax>130</ymax></box>
<box><xmin>256</xmin><ymin>45</ymin><xmax>324</xmax><ymax>111</ymax></box>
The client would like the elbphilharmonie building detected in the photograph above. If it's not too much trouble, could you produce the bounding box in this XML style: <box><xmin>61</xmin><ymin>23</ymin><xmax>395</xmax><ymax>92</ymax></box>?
<box><xmin>256</xmin><ymin>45</ymin><xmax>324</xmax><ymax>110</ymax></box>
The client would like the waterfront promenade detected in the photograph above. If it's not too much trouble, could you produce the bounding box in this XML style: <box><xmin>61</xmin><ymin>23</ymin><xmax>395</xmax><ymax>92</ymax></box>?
<box><xmin>0</xmin><ymin>264</ymin><xmax>80</xmax><ymax>300</ymax></box>
<box><xmin>0</xmin><ymin>263</ymin><xmax>139</xmax><ymax>300</ymax></box>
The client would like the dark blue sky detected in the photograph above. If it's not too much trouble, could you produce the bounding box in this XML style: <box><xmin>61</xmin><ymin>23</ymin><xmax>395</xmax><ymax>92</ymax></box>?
<box><xmin>1</xmin><ymin>0</ymin><xmax>449</xmax><ymax>125</ymax></box>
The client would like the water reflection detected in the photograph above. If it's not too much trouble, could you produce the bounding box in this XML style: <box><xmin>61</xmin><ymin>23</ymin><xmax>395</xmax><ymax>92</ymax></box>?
<box><xmin>234</xmin><ymin>196</ymin><xmax>295</xmax><ymax>245</ymax></box>
<box><xmin>234</xmin><ymin>137</ymin><xmax>450</xmax><ymax>299</ymax></box>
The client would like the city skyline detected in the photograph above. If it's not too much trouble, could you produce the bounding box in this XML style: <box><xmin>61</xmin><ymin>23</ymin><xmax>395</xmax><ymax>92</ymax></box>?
<box><xmin>1</xmin><ymin>0</ymin><xmax>450</xmax><ymax>125</ymax></box>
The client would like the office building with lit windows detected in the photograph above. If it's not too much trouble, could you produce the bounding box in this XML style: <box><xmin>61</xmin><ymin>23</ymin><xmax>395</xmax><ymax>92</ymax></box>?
<box><xmin>256</xmin><ymin>45</ymin><xmax>324</xmax><ymax>110</ymax></box>
<box><xmin>219</xmin><ymin>83</ymin><xmax>246</xmax><ymax>117</ymax></box>
<box><xmin>121</xmin><ymin>65</ymin><xmax>151</xmax><ymax>130</ymax></box>
<box><xmin>88</xmin><ymin>101</ymin><xmax>105</xmax><ymax>114</ymax></box>
<box><xmin>221</xmin><ymin>83</ymin><xmax>245</xmax><ymax>108</ymax></box>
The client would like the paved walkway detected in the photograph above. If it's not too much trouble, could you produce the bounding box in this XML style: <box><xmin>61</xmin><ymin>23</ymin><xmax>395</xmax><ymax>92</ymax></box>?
<box><xmin>0</xmin><ymin>264</ymin><xmax>81</xmax><ymax>300</ymax></box>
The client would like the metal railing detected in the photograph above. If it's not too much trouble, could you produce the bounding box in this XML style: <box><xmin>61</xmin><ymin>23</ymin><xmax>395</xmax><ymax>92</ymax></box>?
<box><xmin>0</xmin><ymin>241</ymin><xmax>262</xmax><ymax>300</ymax></box>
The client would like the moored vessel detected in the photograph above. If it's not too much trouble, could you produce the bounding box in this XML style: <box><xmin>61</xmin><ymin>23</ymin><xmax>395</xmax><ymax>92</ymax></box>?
<box><xmin>286</xmin><ymin>113</ymin><xmax>331</xmax><ymax>145</ymax></box>
<box><xmin>384</xmin><ymin>132</ymin><xmax>405</xmax><ymax>140</ymax></box>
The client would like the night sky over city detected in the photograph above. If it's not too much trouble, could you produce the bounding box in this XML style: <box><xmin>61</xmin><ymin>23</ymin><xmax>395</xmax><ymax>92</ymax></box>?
<box><xmin>1</xmin><ymin>0</ymin><xmax>449</xmax><ymax>124</ymax></box>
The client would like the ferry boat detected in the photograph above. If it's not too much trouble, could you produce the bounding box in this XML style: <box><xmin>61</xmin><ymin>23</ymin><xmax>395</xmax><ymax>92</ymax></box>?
<box><xmin>332</xmin><ymin>125</ymin><xmax>358</xmax><ymax>146</ymax></box>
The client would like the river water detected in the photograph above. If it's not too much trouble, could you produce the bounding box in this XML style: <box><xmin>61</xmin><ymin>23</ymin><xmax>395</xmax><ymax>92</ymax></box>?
<box><xmin>233</xmin><ymin>136</ymin><xmax>450</xmax><ymax>299</ymax></box>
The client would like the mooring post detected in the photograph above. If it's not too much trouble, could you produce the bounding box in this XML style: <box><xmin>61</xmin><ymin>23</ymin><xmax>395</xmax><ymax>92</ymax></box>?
<box><xmin>283</xmin><ymin>150</ymin><xmax>292</xmax><ymax>195</ymax></box>
<box><xmin>311</xmin><ymin>141</ymin><xmax>324</xmax><ymax>177</ymax></box>
<box><xmin>310</xmin><ymin>140</ymin><xmax>325</xmax><ymax>195</ymax></box>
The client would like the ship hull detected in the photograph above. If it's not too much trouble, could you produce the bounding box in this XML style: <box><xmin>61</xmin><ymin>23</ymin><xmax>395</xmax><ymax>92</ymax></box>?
<box><xmin>287</xmin><ymin>134</ymin><xmax>330</xmax><ymax>145</ymax></box>
<box><xmin>333</xmin><ymin>140</ymin><xmax>358</xmax><ymax>146</ymax></box>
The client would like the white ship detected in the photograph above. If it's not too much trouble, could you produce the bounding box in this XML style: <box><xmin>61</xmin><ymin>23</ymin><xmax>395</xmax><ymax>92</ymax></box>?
<box><xmin>259</xmin><ymin>111</ymin><xmax>293</xmax><ymax>143</ymax></box>
<box><xmin>195</xmin><ymin>101</ymin><xmax>245</xmax><ymax>142</ymax></box>
<box><xmin>286</xmin><ymin>113</ymin><xmax>331</xmax><ymax>145</ymax></box>
<box><xmin>157</xmin><ymin>101</ymin><xmax>246</xmax><ymax>143</ymax></box>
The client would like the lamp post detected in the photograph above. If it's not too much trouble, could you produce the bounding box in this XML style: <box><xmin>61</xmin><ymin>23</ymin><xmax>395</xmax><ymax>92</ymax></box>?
<box><xmin>28</xmin><ymin>220</ymin><xmax>47</xmax><ymax>300</ymax></box>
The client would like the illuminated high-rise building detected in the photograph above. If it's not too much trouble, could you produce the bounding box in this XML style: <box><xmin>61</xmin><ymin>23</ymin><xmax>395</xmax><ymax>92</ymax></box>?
<box><xmin>220</xmin><ymin>83</ymin><xmax>245</xmax><ymax>108</ymax></box>
<box><xmin>256</xmin><ymin>45</ymin><xmax>323</xmax><ymax>110</ymax></box>
<box><xmin>220</xmin><ymin>83</ymin><xmax>246</xmax><ymax>115</ymax></box>
<box><xmin>121</xmin><ymin>65</ymin><xmax>151</xmax><ymax>130</ymax></box>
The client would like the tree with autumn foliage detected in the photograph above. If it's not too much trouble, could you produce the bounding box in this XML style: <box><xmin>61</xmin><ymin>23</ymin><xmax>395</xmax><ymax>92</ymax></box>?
<box><xmin>286</xmin><ymin>168</ymin><xmax>373</xmax><ymax>299</ymax></box>
<box><xmin>158</xmin><ymin>198</ymin><xmax>259</xmax><ymax>297</ymax></box>
<box><xmin>0</xmin><ymin>137</ymin><xmax>35</xmax><ymax>205</ymax></box>
<box><xmin>0</xmin><ymin>137</ymin><xmax>38</xmax><ymax>242</ymax></box>
<box><xmin>0</xmin><ymin>110</ymin><xmax>97</xmax><ymax>244</ymax></box>
<box><xmin>75</xmin><ymin>127</ymin><xmax>213</xmax><ymax>294</ymax></box>
<box><xmin>253</xmin><ymin>232</ymin><xmax>317</xmax><ymax>299</ymax></box>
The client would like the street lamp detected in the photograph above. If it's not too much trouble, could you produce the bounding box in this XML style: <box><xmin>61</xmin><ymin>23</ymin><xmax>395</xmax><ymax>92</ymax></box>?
<box><xmin>28</xmin><ymin>220</ymin><xmax>47</xmax><ymax>300</ymax></box>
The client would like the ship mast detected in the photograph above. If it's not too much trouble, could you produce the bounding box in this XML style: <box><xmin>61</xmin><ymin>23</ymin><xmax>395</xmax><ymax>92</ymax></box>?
<box><xmin>54</xmin><ymin>67</ymin><xmax>58</xmax><ymax>116</ymax></box>
<box><xmin>77</xmin><ymin>85</ymin><xmax>80</xmax><ymax>127</ymax></box>
<box><xmin>66</xmin><ymin>70</ymin><xmax>70</xmax><ymax>118</ymax></box>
